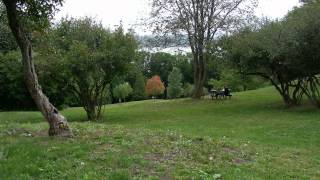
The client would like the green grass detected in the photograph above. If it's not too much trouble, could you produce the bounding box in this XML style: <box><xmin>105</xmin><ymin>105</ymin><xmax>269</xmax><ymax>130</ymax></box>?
<box><xmin>0</xmin><ymin>87</ymin><xmax>319</xmax><ymax>179</ymax></box>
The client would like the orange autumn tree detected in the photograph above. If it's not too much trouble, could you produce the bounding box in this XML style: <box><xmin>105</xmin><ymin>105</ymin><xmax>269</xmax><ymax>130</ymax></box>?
<box><xmin>145</xmin><ymin>75</ymin><xmax>165</xmax><ymax>98</ymax></box>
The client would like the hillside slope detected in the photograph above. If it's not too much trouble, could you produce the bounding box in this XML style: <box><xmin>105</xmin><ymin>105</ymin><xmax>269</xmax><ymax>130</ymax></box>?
<box><xmin>0</xmin><ymin>87</ymin><xmax>319</xmax><ymax>179</ymax></box>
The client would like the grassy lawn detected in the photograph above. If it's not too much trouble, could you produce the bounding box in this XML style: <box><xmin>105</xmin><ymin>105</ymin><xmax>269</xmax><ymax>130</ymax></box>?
<box><xmin>0</xmin><ymin>87</ymin><xmax>319</xmax><ymax>179</ymax></box>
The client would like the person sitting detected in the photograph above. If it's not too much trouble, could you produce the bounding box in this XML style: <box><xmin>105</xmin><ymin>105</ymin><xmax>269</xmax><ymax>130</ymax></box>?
<box><xmin>223</xmin><ymin>86</ymin><xmax>232</xmax><ymax>98</ymax></box>
<box><xmin>215</xmin><ymin>90</ymin><xmax>225</xmax><ymax>99</ymax></box>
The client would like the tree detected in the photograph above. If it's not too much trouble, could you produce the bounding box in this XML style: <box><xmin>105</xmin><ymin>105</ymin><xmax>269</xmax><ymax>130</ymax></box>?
<box><xmin>145</xmin><ymin>75</ymin><xmax>165</xmax><ymax>98</ymax></box>
<box><xmin>0</xmin><ymin>11</ymin><xmax>72</xmax><ymax>110</ymax></box>
<box><xmin>66</xmin><ymin>41</ymin><xmax>109</xmax><ymax>120</ymax></box>
<box><xmin>131</xmin><ymin>70</ymin><xmax>147</xmax><ymax>101</ymax></box>
<box><xmin>175</xmin><ymin>54</ymin><xmax>194</xmax><ymax>85</ymax></box>
<box><xmin>123</xmin><ymin>62</ymin><xmax>147</xmax><ymax>101</ymax></box>
<box><xmin>167</xmin><ymin>67</ymin><xmax>183</xmax><ymax>98</ymax></box>
<box><xmin>224</xmin><ymin>2</ymin><xmax>320</xmax><ymax>107</ymax></box>
<box><xmin>1</xmin><ymin>0</ymin><xmax>72</xmax><ymax>136</ymax></box>
<box><xmin>47</xmin><ymin>18</ymin><xmax>137</xmax><ymax>120</ymax></box>
<box><xmin>285</xmin><ymin>2</ymin><xmax>320</xmax><ymax>107</ymax></box>
<box><xmin>35</xmin><ymin>45</ymin><xmax>74</xmax><ymax>110</ymax></box>
<box><xmin>209</xmin><ymin>73</ymin><xmax>266</xmax><ymax>92</ymax></box>
<box><xmin>0</xmin><ymin>4</ymin><xmax>17</xmax><ymax>53</ymax></box>
<box><xmin>0</xmin><ymin>51</ymin><xmax>35</xmax><ymax>110</ymax></box>
<box><xmin>144</xmin><ymin>52</ymin><xmax>175</xmax><ymax>86</ymax></box>
<box><xmin>225</xmin><ymin>22</ymin><xmax>304</xmax><ymax>106</ymax></box>
<box><xmin>113</xmin><ymin>82</ymin><xmax>133</xmax><ymax>103</ymax></box>
<box><xmin>300</xmin><ymin>0</ymin><xmax>320</xmax><ymax>4</ymax></box>
<box><xmin>149</xmin><ymin>0</ymin><xmax>256</xmax><ymax>99</ymax></box>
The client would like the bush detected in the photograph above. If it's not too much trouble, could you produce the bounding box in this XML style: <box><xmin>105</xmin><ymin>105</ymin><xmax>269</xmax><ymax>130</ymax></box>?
<box><xmin>183</xmin><ymin>83</ymin><xmax>194</xmax><ymax>97</ymax></box>
<box><xmin>208</xmin><ymin>70</ymin><xmax>268</xmax><ymax>92</ymax></box>
<box><xmin>202</xmin><ymin>87</ymin><xmax>209</xmax><ymax>96</ymax></box>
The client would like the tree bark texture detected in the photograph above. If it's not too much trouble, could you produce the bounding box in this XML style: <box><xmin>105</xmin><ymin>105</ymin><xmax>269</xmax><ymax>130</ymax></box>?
<box><xmin>192</xmin><ymin>53</ymin><xmax>206</xmax><ymax>99</ymax></box>
<box><xmin>3</xmin><ymin>0</ymin><xmax>72</xmax><ymax>137</ymax></box>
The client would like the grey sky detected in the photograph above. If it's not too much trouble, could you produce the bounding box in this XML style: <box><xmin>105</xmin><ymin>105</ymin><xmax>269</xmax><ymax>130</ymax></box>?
<box><xmin>56</xmin><ymin>0</ymin><xmax>300</xmax><ymax>34</ymax></box>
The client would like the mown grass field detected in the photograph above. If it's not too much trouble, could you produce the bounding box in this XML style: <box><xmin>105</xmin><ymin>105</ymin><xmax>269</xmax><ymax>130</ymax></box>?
<box><xmin>0</xmin><ymin>87</ymin><xmax>319</xmax><ymax>179</ymax></box>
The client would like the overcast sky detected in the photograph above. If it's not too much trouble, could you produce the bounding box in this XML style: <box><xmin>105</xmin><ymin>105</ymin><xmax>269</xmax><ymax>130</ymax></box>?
<box><xmin>55</xmin><ymin>0</ymin><xmax>300</xmax><ymax>35</ymax></box>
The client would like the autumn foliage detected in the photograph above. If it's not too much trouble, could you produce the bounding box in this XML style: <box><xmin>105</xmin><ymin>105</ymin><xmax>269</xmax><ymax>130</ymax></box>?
<box><xmin>145</xmin><ymin>75</ymin><xmax>165</xmax><ymax>97</ymax></box>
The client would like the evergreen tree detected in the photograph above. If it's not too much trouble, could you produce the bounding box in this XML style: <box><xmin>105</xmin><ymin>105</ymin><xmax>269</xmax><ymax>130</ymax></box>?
<box><xmin>167</xmin><ymin>67</ymin><xmax>183</xmax><ymax>99</ymax></box>
<box><xmin>132</xmin><ymin>71</ymin><xmax>146</xmax><ymax>100</ymax></box>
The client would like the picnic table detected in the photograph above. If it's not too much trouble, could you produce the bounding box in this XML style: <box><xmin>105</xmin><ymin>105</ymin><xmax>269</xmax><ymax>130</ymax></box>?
<box><xmin>210</xmin><ymin>88</ymin><xmax>232</xmax><ymax>99</ymax></box>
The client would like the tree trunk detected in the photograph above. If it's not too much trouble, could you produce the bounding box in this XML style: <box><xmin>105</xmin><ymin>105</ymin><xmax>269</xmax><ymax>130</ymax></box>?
<box><xmin>282</xmin><ymin>94</ymin><xmax>296</xmax><ymax>107</ymax></box>
<box><xmin>84</xmin><ymin>100</ymin><xmax>98</xmax><ymax>121</ymax></box>
<box><xmin>192</xmin><ymin>52</ymin><xmax>206</xmax><ymax>99</ymax></box>
<box><xmin>86</xmin><ymin>108</ymin><xmax>97</xmax><ymax>121</ymax></box>
<box><xmin>3</xmin><ymin>1</ymin><xmax>72</xmax><ymax>137</ymax></box>
<box><xmin>280</xmin><ymin>83</ymin><xmax>298</xmax><ymax>107</ymax></box>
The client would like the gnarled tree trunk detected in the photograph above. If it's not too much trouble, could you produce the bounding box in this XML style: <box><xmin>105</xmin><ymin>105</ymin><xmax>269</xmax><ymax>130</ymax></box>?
<box><xmin>3</xmin><ymin>1</ymin><xmax>72</xmax><ymax>137</ymax></box>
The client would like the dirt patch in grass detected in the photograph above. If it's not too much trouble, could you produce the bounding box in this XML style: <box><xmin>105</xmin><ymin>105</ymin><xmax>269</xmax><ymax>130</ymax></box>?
<box><xmin>33</xmin><ymin>130</ymin><xmax>49</xmax><ymax>137</ymax></box>
<box><xmin>94</xmin><ymin>143</ymin><xmax>114</xmax><ymax>153</ymax></box>
<box><xmin>233</xmin><ymin>158</ymin><xmax>253</xmax><ymax>165</ymax></box>
<box><xmin>222</xmin><ymin>146</ymin><xmax>240</xmax><ymax>154</ymax></box>
<box><xmin>145</xmin><ymin>152</ymin><xmax>163</xmax><ymax>162</ymax></box>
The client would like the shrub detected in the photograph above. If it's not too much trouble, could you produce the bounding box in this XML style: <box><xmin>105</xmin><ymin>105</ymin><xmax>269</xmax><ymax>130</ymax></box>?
<box><xmin>183</xmin><ymin>83</ymin><xmax>194</xmax><ymax>97</ymax></box>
